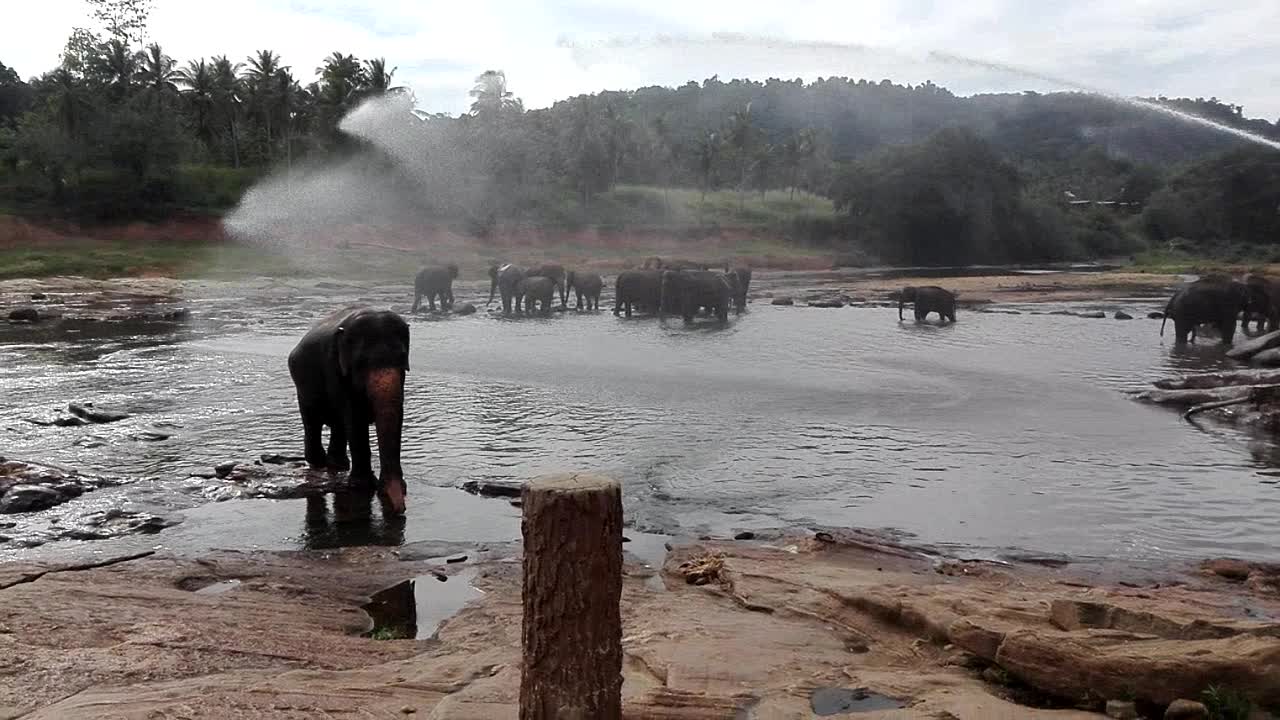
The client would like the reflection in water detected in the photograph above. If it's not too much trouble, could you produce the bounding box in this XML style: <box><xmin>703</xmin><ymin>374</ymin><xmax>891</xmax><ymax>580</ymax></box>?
<box><xmin>362</xmin><ymin>567</ymin><xmax>483</xmax><ymax>640</ymax></box>
<box><xmin>303</xmin><ymin>490</ymin><xmax>406</xmax><ymax>549</ymax></box>
<box><xmin>3</xmin><ymin>278</ymin><xmax>1280</xmax><ymax>562</ymax></box>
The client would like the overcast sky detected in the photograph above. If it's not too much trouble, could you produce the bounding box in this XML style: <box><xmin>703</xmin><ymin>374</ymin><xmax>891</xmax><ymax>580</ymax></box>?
<box><xmin>8</xmin><ymin>0</ymin><xmax>1280</xmax><ymax>120</ymax></box>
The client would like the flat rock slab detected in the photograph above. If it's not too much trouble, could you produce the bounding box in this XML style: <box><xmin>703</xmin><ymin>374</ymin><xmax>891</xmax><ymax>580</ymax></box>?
<box><xmin>1227</xmin><ymin>329</ymin><xmax>1280</xmax><ymax>360</ymax></box>
<box><xmin>0</xmin><ymin>460</ymin><xmax>125</xmax><ymax>515</ymax></box>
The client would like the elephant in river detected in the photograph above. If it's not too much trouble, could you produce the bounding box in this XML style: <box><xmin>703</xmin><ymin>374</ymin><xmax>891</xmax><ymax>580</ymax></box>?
<box><xmin>1161</xmin><ymin>278</ymin><xmax>1260</xmax><ymax>345</ymax></box>
<box><xmin>614</xmin><ymin>270</ymin><xmax>662</xmax><ymax>317</ymax></box>
<box><xmin>899</xmin><ymin>286</ymin><xmax>957</xmax><ymax>324</ymax></box>
<box><xmin>411</xmin><ymin>264</ymin><xmax>458</xmax><ymax>313</ymax></box>
<box><xmin>1244</xmin><ymin>274</ymin><xmax>1280</xmax><ymax>333</ymax></box>
<box><xmin>288</xmin><ymin>306</ymin><xmax>409</xmax><ymax>514</ymax></box>
<box><xmin>517</xmin><ymin>276</ymin><xmax>557</xmax><ymax>316</ymax></box>
<box><xmin>567</xmin><ymin>271</ymin><xmax>604</xmax><ymax>311</ymax></box>
<box><xmin>660</xmin><ymin>270</ymin><xmax>732</xmax><ymax>322</ymax></box>
<box><xmin>488</xmin><ymin>263</ymin><xmax>526</xmax><ymax>315</ymax></box>
<box><xmin>728</xmin><ymin>267</ymin><xmax>752</xmax><ymax>313</ymax></box>
<box><xmin>526</xmin><ymin>263</ymin><xmax>568</xmax><ymax>308</ymax></box>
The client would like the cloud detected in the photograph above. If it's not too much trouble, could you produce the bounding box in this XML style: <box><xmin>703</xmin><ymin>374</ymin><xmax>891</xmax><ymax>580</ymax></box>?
<box><xmin>4</xmin><ymin>0</ymin><xmax>1278</xmax><ymax>120</ymax></box>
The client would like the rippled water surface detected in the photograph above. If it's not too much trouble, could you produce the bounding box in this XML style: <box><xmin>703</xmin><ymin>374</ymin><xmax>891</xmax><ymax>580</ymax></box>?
<box><xmin>4</xmin><ymin>277</ymin><xmax>1280</xmax><ymax>562</ymax></box>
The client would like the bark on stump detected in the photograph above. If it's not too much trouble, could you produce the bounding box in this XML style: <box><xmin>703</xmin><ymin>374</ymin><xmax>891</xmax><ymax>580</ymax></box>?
<box><xmin>520</xmin><ymin>474</ymin><xmax>623</xmax><ymax>720</ymax></box>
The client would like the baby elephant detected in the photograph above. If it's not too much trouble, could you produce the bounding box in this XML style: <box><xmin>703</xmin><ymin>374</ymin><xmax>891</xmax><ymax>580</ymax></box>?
<box><xmin>412</xmin><ymin>264</ymin><xmax>458</xmax><ymax>313</ymax></box>
<box><xmin>518</xmin><ymin>276</ymin><xmax>557</xmax><ymax>316</ymax></box>
<box><xmin>899</xmin><ymin>285</ymin><xmax>956</xmax><ymax>324</ymax></box>
<box><xmin>566</xmin><ymin>271</ymin><xmax>604</xmax><ymax>311</ymax></box>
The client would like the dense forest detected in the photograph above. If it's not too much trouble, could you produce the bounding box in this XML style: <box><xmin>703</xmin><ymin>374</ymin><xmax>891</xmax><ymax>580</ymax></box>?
<box><xmin>3</xmin><ymin>3</ymin><xmax>1280</xmax><ymax>265</ymax></box>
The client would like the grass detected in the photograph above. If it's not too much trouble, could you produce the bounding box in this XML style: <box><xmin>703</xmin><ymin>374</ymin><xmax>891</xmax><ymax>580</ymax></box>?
<box><xmin>367</xmin><ymin>626</ymin><xmax>410</xmax><ymax>641</ymax></box>
<box><xmin>1201</xmin><ymin>685</ymin><xmax>1252</xmax><ymax>720</ymax></box>
<box><xmin>0</xmin><ymin>241</ymin><xmax>299</xmax><ymax>280</ymax></box>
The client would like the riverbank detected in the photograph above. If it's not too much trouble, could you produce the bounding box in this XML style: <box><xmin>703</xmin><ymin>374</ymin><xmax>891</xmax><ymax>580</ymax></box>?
<box><xmin>2</xmin><ymin>529</ymin><xmax>1276</xmax><ymax>719</ymax></box>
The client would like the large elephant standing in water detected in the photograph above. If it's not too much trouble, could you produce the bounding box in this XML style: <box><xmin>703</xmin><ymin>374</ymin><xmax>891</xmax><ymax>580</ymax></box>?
<box><xmin>526</xmin><ymin>263</ymin><xmax>568</xmax><ymax>308</ymax></box>
<box><xmin>488</xmin><ymin>263</ymin><xmax>526</xmax><ymax>315</ymax></box>
<box><xmin>899</xmin><ymin>286</ymin><xmax>957</xmax><ymax>324</ymax></box>
<box><xmin>566</xmin><ymin>271</ymin><xmax>604</xmax><ymax>310</ymax></box>
<box><xmin>660</xmin><ymin>270</ymin><xmax>732</xmax><ymax>322</ymax></box>
<box><xmin>411</xmin><ymin>264</ymin><xmax>458</xmax><ymax>313</ymax></box>
<box><xmin>728</xmin><ymin>267</ymin><xmax>752</xmax><ymax>313</ymax></box>
<box><xmin>1244</xmin><ymin>274</ymin><xmax>1280</xmax><ymax>333</ymax></box>
<box><xmin>516</xmin><ymin>276</ymin><xmax>557</xmax><ymax>316</ymax></box>
<box><xmin>614</xmin><ymin>270</ymin><xmax>662</xmax><ymax>317</ymax></box>
<box><xmin>288</xmin><ymin>307</ymin><xmax>409</xmax><ymax>514</ymax></box>
<box><xmin>1161</xmin><ymin>278</ymin><xmax>1259</xmax><ymax>345</ymax></box>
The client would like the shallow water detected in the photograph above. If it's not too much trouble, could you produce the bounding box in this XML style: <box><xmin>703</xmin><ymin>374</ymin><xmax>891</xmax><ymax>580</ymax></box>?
<box><xmin>3</xmin><ymin>277</ymin><xmax>1280</xmax><ymax>562</ymax></box>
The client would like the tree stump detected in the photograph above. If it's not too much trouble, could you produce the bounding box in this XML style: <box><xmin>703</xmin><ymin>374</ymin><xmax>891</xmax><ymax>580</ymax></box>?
<box><xmin>520</xmin><ymin>474</ymin><xmax>623</xmax><ymax>720</ymax></box>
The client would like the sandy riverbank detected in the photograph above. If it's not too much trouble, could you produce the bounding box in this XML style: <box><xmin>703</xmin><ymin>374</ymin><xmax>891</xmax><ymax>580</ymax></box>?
<box><xmin>2</xmin><ymin>531</ymin><xmax>1277</xmax><ymax>719</ymax></box>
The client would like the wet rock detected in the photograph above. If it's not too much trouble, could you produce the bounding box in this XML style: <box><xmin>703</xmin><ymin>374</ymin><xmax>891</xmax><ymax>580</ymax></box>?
<box><xmin>1226</xmin><ymin>329</ymin><xmax>1280</xmax><ymax>360</ymax></box>
<box><xmin>214</xmin><ymin>461</ymin><xmax>238</xmax><ymax>479</ymax></box>
<box><xmin>1250</xmin><ymin>347</ymin><xmax>1280</xmax><ymax>367</ymax></box>
<box><xmin>192</xmin><ymin>461</ymin><xmax>350</xmax><ymax>502</ymax></box>
<box><xmin>68</xmin><ymin>402</ymin><xmax>130</xmax><ymax>424</ymax></box>
<box><xmin>1203</xmin><ymin>558</ymin><xmax>1252</xmax><ymax>582</ymax></box>
<box><xmin>1149</xmin><ymin>311</ymin><xmax>1165</xmax><ymax>319</ymax></box>
<box><xmin>452</xmin><ymin>302</ymin><xmax>477</xmax><ymax>316</ymax></box>
<box><xmin>162</xmin><ymin>307</ymin><xmax>191</xmax><ymax>321</ymax></box>
<box><xmin>948</xmin><ymin>619</ymin><xmax>1005</xmax><ymax>660</ymax></box>
<box><xmin>1105</xmin><ymin>700</ymin><xmax>1138</xmax><ymax>719</ymax></box>
<box><xmin>460</xmin><ymin>479</ymin><xmax>524</xmax><ymax>498</ymax></box>
<box><xmin>31</xmin><ymin>292</ymin><xmax>47</xmax><ymax>300</ymax></box>
<box><xmin>0</xmin><ymin>485</ymin><xmax>64</xmax><ymax>513</ymax></box>
<box><xmin>771</xmin><ymin>296</ymin><xmax>794</xmax><ymax>306</ymax></box>
<box><xmin>8</xmin><ymin>307</ymin><xmax>40</xmax><ymax>323</ymax></box>
<box><xmin>1163</xmin><ymin>699</ymin><xmax>1209</xmax><ymax>720</ymax></box>
<box><xmin>734</xmin><ymin>531</ymin><xmax>755</xmax><ymax>540</ymax></box>
<box><xmin>53</xmin><ymin>416</ymin><xmax>89</xmax><ymax>427</ymax></box>
<box><xmin>1114</xmin><ymin>311</ymin><xmax>1133</xmax><ymax>320</ymax></box>
<box><xmin>807</xmin><ymin>300</ymin><xmax>846</xmax><ymax>308</ymax></box>
<box><xmin>1079</xmin><ymin>311</ymin><xmax>1107</xmax><ymax>319</ymax></box>
<box><xmin>131</xmin><ymin>431</ymin><xmax>171</xmax><ymax>442</ymax></box>
<box><xmin>260</xmin><ymin>453</ymin><xmax>305</xmax><ymax>465</ymax></box>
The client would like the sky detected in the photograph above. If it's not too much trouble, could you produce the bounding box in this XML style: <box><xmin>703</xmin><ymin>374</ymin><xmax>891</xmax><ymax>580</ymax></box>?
<box><xmin>7</xmin><ymin>0</ymin><xmax>1280</xmax><ymax>120</ymax></box>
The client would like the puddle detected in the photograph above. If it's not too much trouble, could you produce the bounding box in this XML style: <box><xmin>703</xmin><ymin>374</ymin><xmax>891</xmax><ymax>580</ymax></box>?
<box><xmin>194</xmin><ymin>579</ymin><xmax>242</xmax><ymax>595</ymax></box>
<box><xmin>363</xmin><ymin>567</ymin><xmax>483</xmax><ymax>640</ymax></box>
<box><xmin>623</xmin><ymin>530</ymin><xmax>672</xmax><ymax>592</ymax></box>
<box><xmin>810</xmin><ymin>687</ymin><xmax>904</xmax><ymax>715</ymax></box>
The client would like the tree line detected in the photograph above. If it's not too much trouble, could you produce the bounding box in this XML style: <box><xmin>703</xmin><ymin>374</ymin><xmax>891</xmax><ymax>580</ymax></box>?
<box><xmin>2</xmin><ymin>6</ymin><xmax>1279</xmax><ymax>265</ymax></box>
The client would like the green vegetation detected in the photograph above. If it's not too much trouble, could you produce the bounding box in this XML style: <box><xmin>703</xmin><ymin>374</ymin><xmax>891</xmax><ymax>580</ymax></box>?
<box><xmin>1201</xmin><ymin>685</ymin><xmax>1252</xmax><ymax>720</ymax></box>
<box><xmin>0</xmin><ymin>238</ymin><xmax>296</xmax><ymax>279</ymax></box>
<box><xmin>2</xmin><ymin>1</ymin><xmax>1280</xmax><ymax>269</ymax></box>
<box><xmin>367</xmin><ymin>626</ymin><xmax>410</xmax><ymax>641</ymax></box>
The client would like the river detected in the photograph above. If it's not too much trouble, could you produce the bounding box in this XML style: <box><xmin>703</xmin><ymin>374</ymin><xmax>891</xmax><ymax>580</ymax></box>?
<box><xmin>3</xmin><ymin>275</ymin><xmax>1279</xmax><ymax>563</ymax></box>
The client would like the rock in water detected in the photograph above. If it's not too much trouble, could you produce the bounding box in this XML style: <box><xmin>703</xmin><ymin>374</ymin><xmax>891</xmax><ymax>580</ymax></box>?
<box><xmin>1079</xmin><ymin>311</ymin><xmax>1107</xmax><ymax>319</ymax></box>
<box><xmin>1149</xmin><ymin>311</ymin><xmax>1165</xmax><ymax>319</ymax></box>
<box><xmin>0</xmin><ymin>485</ymin><xmax>65</xmax><ymax>513</ymax></box>
<box><xmin>1164</xmin><ymin>699</ymin><xmax>1209</xmax><ymax>720</ymax></box>
<box><xmin>8</xmin><ymin>308</ymin><xmax>39</xmax><ymax>323</ymax></box>
<box><xmin>1115</xmin><ymin>311</ymin><xmax>1133</xmax><ymax>320</ymax></box>
<box><xmin>808</xmin><ymin>300</ymin><xmax>846</xmax><ymax>308</ymax></box>
<box><xmin>68</xmin><ymin>403</ymin><xmax>130</xmax><ymax>424</ymax></box>
<box><xmin>460</xmin><ymin>479</ymin><xmax>523</xmax><ymax>498</ymax></box>
<box><xmin>1105</xmin><ymin>700</ymin><xmax>1138</xmax><ymax>720</ymax></box>
<box><xmin>214</xmin><ymin>461</ymin><xmax>237</xmax><ymax>479</ymax></box>
<box><xmin>1250</xmin><ymin>348</ymin><xmax>1280</xmax><ymax>367</ymax></box>
<box><xmin>1226</xmin><ymin>329</ymin><xmax>1280</xmax><ymax>360</ymax></box>
<box><xmin>452</xmin><ymin>302</ymin><xmax>477</xmax><ymax>316</ymax></box>
<box><xmin>771</xmin><ymin>296</ymin><xmax>794</xmax><ymax>306</ymax></box>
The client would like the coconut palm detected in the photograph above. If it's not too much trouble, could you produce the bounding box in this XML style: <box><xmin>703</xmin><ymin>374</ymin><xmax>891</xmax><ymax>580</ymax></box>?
<box><xmin>92</xmin><ymin>39</ymin><xmax>138</xmax><ymax>101</ymax></box>
<box><xmin>135</xmin><ymin>43</ymin><xmax>179</xmax><ymax>111</ymax></box>
<box><xmin>468</xmin><ymin>70</ymin><xmax>521</xmax><ymax>121</ymax></box>
<box><xmin>211</xmin><ymin>55</ymin><xmax>244</xmax><ymax>167</ymax></box>
<box><xmin>362</xmin><ymin>58</ymin><xmax>403</xmax><ymax>97</ymax></box>
<box><xmin>177</xmin><ymin>58</ymin><xmax>216</xmax><ymax>153</ymax></box>
<box><xmin>245</xmin><ymin>50</ymin><xmax>282</xmax><ymax>159</ymax></box>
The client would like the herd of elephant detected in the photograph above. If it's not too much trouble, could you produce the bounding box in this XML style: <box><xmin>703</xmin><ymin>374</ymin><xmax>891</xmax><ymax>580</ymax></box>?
<box><xmin>1159</xmin><ymin>273</ymin><xmax>1280</xmax><ymax>345</ymax></box>
<box><xmin>409</xmin><ymin>258</ymin><xmax>758</xmax><ymax>323</ymax></box>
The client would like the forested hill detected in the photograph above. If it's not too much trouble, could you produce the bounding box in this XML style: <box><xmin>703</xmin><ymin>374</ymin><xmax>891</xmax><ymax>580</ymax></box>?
<box><xmin>2</xmin><ymin>32</ymin><xmax>1279</xmax><ymax>265</ymax></box>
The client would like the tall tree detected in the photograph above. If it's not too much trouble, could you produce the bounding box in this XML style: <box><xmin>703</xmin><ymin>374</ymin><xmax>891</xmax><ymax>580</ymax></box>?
<box><xmin>92</xmin><ymin>39</ymin><xmax>138</xmax><ymax>101</ymax></box>
<box><xmin>135</xmin><ymin>42</ymin><xmax>178</xmax><ymax>111</ymax></box>
<box><xmin>211</xmin><ymin>55</ymin><xmax>243</xmax><ymax>167</ymax></box>
<box><xmin>177</xmin><ymin>58</ymin><xmax>215</xmax><ymax>154</ymax></box>
<box><xmin>697</xmin><ymin>129</ymin><xmax>720</xmax><ymax>203</ymax></box>
<box><xmin>361</xmin><ymin>58</ymin><xmax>401</xmax><ymax>97</ymax></box>
<box><xmin>469</xmin><ymin>70</ymin><xmax>521</xmax><ymax>121</ymax></box>
<box><xmin>725</xmin><ymin>102</ymin><xmax>759</xmax><ymax>210</ymax></box>
<box><xmin>245</xmin><ymin>50</ymin><xmax>281</xmax><ymax>160</ymax></box>
<box><xmin>85</xmin><ymin>0</ymin><xmax>153</xmax><ymax>46</ymax></box>
<box><xmin>780</xmin><ymin>128</ymin><xmax>816</xmax><ymax>200</ymax></box>
<box><xmin>315</xmin><ymin>52</ymin><xmax>365</xmax><ymax>141</ymax></box>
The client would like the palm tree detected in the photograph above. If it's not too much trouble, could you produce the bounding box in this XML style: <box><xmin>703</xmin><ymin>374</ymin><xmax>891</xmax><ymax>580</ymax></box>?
<box><xmin>316</xmin><ymin>52</ymin><xmax>365</xmax><ymax>138</ymax></box>
<box><xmin>468</xmin><ymin>70</ymin><xmax>520</xmax><ymax>121</ymax></box>
<box><xmin>273</xmin><ymin>67</ymin><xmax>303</xmax><ymax>171</ymax></box>
<box><xmin>245</xmin><ymin>50</ymin><xmax>282</xmax><ymax>160</ymax></box>
<box><xmin>361</xmin><ymin>58</ymin><xmax>402</xmax><ymax>96</ymax></box>
<box><xmin>135</xmin><ymin>43</ymin><xmax>178</xmax><ymax>111</ymax></box>
<box><xmin>649</xmin><ymin>113</ymin><xmax>673</xmax><ymax>209</ymax></box>
<box><xmin>697</xmin><ymin>129</ymin><xmax>720</xmax><ymax>204</ymax></box>
<box><xmin>725</xmin><ymin>103</ymin><xmax>759</xmax><ymax>210</ymax></box>
<box><xmin>177</xmin><ymin>59</ymin><xmax>216</xmax><ymax>153</ymax></box>
<box><xmin>93</xmin><ymin>39</ymin><xmax>138</xmax><ymax>101</ymax></box>
<box><xmin>781</xmin><ymin>128</ymin><xmax>816</xmax><ymax>200</ymax></box>
<box><xmin>601</xmin><ymin>102</ymin><xmax>631</xmax><ymax>191</ymax></box>
<box><xmin>211</xmin><ymin>55</ymin><xmax>244</xmax><ymax>167</ymax></box>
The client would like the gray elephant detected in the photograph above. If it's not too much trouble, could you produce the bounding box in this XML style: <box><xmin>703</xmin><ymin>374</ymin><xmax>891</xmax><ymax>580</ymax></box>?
<box><xmin>728</xmin><ymin>267</ymin><xmax>752</xmax><ymax>313</ymax></box>
<box><xmin>614</xmin><ymin>270</ymin><xmax>662</xmax><ymax>317</ymax></box>
<box><xmin>567</xmin><ymin>271</ymin><xmax>604</xmax><ymax>311</ymax></box>
<box><xmin>899</xmin><ymin>286</ymin><xmax>957</xmax><ymax>324</ymax></box>
<box><xmin>526</xmin><ymin>263</ymin><xmax>568</xmax><ymax>308</ymax></box>
<box><xmin>660</xmin><ymin>270</ymin><xmax>732</xmax><ymax>322</ymax></box>
<box><xmin>288</xmin><ymin>307</ymin><xmax>408</xmax><ymax>514</ymax></box>
<box><xmin>1161</xmin><ymin>278</ymin><xmax>1260</xmax><ymax>345</ymax></box>
<box><xmin>487</xmin><ymin>263</ymin><xmax>526</xmax><ymax>315</ymax></box>
<box><xmin>517</xmin><ymin>276</ymin><xmax>557</xmax><ymax>316</ymax></box>
<box><xmin>411</xmin><ymin>264</ymin><xmax>458</xmax><ymax>313</ymax></box>
<box><xmin>1244</xmin><ymin>274</ymin><xmax>1280</xmax><ymax>333</ymax></box>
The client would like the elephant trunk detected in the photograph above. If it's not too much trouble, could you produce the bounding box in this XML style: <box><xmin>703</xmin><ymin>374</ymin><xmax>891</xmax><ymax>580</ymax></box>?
<box><xmin>898</xmin><ymin>298</ymin><xmax>905</xmax><ymax>321</ymax></box>
<box><xmin>1160</xmin><ymin>294</ymin><xmax>1176</xmax><ymax>336</ymax></box>
<box><xmin>487</xmin><ymin>275</ymin><xmax>497</xmax><ymax>306</ymax></box>
<box><xmin>367</xmin><ymin>367</ymin><xmax>406</xmax><ymax>515</ymax></box>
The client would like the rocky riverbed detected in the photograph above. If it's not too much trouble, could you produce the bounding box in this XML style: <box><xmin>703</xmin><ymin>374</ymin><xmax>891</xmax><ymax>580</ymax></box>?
<box><xmin>1</xmin><ymin>530</ymin><xmax>1276</xmax><ymax>719</ymax></box>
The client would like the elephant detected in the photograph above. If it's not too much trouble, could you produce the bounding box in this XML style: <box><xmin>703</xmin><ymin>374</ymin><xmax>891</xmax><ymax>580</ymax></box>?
<box><xmin>566</xmin><ymin>270</ymin><xmax>604</xmax><ymax>311</ymax></box>
<box><xmin>1244</xmin><ymin>274</ymin><xmax>1280</xmax><ymax>333</ymax></box>
<box><xmin>728</xmin><ymin>267</ymin><xmax>752</xmax><ymax>313</ymax></box>
<box><xmin>488</xmin><ymin>263</ymin><xmax>526</xmax><ymax>315</ymax></box>
<box><xmin>517</xmin><ymin>276</ymin><xmax>557</xmax><ymax>316</ymax></box>
<box><xmin>526</xmin><ymin>263</ymin><xmax>568</xmax><ymax>308</ymax></box>
<box><xmin>287</xmin><ymin>306</ymin><xmax>409</xmax><ymax>514</ymax></box>
<box><xmin>1160</xmin><ymin>278</ymin><xmax>1260</xmax><ymax>345</ymax></box>
<box><xmin>643</xmin><ymin>257</ymin><xmax>714</xmax><ymax>271</ymax></box>
<box><xmin>660</xmin><ymin>270</ymin><xmax>732</xmax><ymax>323</ymax></box>
<box><xmin>614</xmin><ymin>270</ymin><xmax>663</xmax><ymax>317</ymax></box>
<box><xmin>899</xmin><ymin>286</ymin><xmax>957</xmax><ymax>324</ymax></box>
<box><xmin>411</xmin><ymin>264</ymin><xmax>458</xmax><ymax>313</ymax></box>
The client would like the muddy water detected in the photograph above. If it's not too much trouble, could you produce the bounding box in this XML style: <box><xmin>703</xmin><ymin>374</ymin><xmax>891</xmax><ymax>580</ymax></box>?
<box><xmin>3</xmin><ymin>277</ymin><xmax>1280</xmax><ymax>563</ymax></box>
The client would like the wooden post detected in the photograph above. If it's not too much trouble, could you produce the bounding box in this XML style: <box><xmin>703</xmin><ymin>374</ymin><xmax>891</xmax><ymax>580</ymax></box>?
<box><xmin>520</xmin><ymin>474</ymin><xmax>623</xmax><ymax>720</ymax></box>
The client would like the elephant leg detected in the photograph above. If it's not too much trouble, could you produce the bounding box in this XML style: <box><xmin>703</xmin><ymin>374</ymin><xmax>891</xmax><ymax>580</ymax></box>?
<box><xmin>347</xmin><ymin>413</ymin><xmax>375</xmax><ymax>486</ymax></box>
<box><xmin>1219</xmin><ymin>316</ymin><xmax>1237</xmax><ymax>345</ymax></box>
<box><xmin>625</xmin><ymin>301</ymin><xmax>633</xmax><ymax>318</ymax></box>
<box><xmin>915</xmin><ymin>308</ymin><xmax>926</xmax><ymax>323</ymax></box>
<box><xmin>1175</xmin><ymin>319</ymin><xmax>1191</xmax><ymax>345</ymax></box>
<box><xmin>411</xmin><ymin>293</ymin><xmax>422</xmax><ymax>314</ymax></box>
<box><xmin>301</xmin><ymin>406</ymin><xmax>326</xmax><ymax>469</ymax></box>
<box><xmin>444</xmin><ymin>289</ymin><xmax>454</xmax><ymax>309</ymax></box>
<box><xmin>326</xmin><ymin>421</ymin><xmax>350</xmax><ymax>470</ymax></box>
<box><xmin>427</xmin><ymin>294</ymin><xmax>437</xmax><ymax>312</ymax></box>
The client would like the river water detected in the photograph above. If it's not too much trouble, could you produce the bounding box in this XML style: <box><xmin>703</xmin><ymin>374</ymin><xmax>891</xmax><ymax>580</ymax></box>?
<box><xmin>3</xmin><ymin>275</ymin><xmax>1279</xmax><ymax>563</ymax></box>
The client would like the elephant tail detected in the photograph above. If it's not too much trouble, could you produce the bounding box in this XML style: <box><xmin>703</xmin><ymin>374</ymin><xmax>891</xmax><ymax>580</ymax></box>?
<box><xmin>1160</xmin><ymin>294</ymin><xmax>1176</xmax><ymax>336</ymax></box>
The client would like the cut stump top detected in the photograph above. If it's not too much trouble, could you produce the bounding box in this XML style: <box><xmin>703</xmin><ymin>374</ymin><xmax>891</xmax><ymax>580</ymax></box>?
<box><xmin>524</xmin><ymin>474</ymin><xmax>619</xmax><ymax>496</ymax></box>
